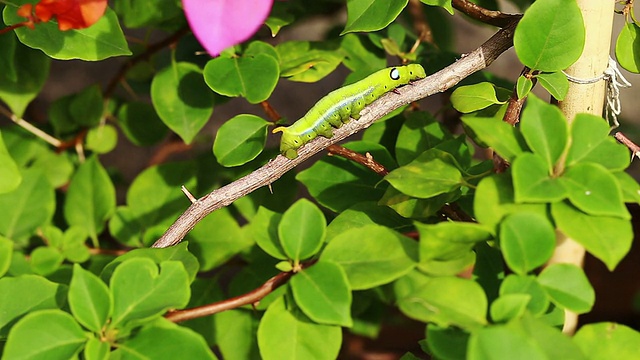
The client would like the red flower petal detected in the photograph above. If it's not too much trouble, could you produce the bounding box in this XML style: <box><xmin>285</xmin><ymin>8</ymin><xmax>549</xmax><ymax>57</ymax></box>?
<box><xmin>35</xmin><ymin>0</ymin><xmax>107</xmax><ymax>31</ymax></box>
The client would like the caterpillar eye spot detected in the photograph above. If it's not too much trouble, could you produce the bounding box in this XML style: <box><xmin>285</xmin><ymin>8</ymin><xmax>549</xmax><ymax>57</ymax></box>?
<box><xmin>389</xmin><ymin>68</ymin><xmax>400</xmax><ymax>81</ymax></box>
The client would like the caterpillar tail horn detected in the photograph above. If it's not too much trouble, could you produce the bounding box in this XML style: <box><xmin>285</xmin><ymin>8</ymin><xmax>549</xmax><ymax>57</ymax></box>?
<box><xmin>272</xmin><ymin>126</ymin><xmax>286</xmax><ymax>134</ymax></box>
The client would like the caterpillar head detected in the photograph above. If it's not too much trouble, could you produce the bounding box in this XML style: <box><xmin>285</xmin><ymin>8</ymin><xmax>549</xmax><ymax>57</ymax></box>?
<box><xmin>406</xmin><ymin>64</ymin><xmax>426</xmax><ymax>81</ymax></box>
<box><xmin>273</xmin><ymin>126</ymin><xmax>302</xmax><ymax>159</ymax></box>
<box><xmin>390</xmin><ymin>64</ymin><xmax>426</xmax><ymax>85</ymax></box>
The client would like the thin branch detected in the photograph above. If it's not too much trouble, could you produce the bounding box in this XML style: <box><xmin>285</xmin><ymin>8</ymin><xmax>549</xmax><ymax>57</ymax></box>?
<box><xmin>104</xmin><ymin>26</ymin><xmax>190</xmax><ymax>99</ymax></box>
<box><xmin>451</xmin><ymin>0</ymin><xmax>522</xmax><ymax>27</ymax></box>
<box><xmin>0</xmin><ymin>104</ymin><xmax>62</xmax><ymax>147</ymax></box>
<box><xmin>615</xmin><ymin>132</ymin><xmax>640</xmax><ymax>158</ymax></box>
<box><xmin>260</xmin><ymin>101</ymin><xmax>281</xmax><ymax>122</ymax></box>
<box><xmin>152</xmin><ymin>21</ymin><xmax>518</xmax><ymax>249</ymax></box>
<box><xmin>408</xmin><ymin>0</ymin><xmax>435</xmax><ymax>46</ymax></box>
<box><xmin>147</xmin><ymin>140</ymin><xmax>192</xmax><ymax>167</ymax></box>
<box><xmin>327</xmin><ymin>145</ymin><xmax>389</xmax><ymax>176</ymax></box>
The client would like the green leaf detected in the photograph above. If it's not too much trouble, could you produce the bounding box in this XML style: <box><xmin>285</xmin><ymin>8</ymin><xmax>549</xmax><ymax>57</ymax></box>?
<box><xmin>64</xmin><ymin>156</ymin><xmax>116</xmax><ymax>242</ymax></box>
<box><xmin>100</xmin><ymin>242</ymin><xmax>199</xmax><ymax>283</ymax></box>
<box><xmin>616</xmin><ymin>22</ymin><xmax>640</xmax><ymax>73</ymax></box>
<box><xmin>0</xmin><ymin>236</ymin><xmax>12</xmax><ymax>277</ymax></box>
<box><xmin>426</xmin><ymin>325</ymin><xmax>470</xmax><ymax>360</ymax></box>
<box><xmin>399</xmin><ymin>277</ymin><xmax>488</xmax><ymax>330</ymax></box>
<box><xmin>574</xmin><ymin>323</ymin><xmax>640</xmax><ymax>358</ymax></box>
<box><xmin>265</xmin><ymin>2</ymin><xmax>295</xmax><ymax>36</ymax></box>
<box><xmin>187</xmin><ymin>207</ymin><xmax>250</xmax><ymax>272</ymax></box>
<box><xmin>278</xmin><ymin>199</ymin><xmax>326</xmax><ymax>262</ymax></box>
<box><xmin>118</xmin><ymin>319</ymin><xmax>216</xmax><ymax>359</ymax></box>
<box><xmin>4</xmin><ymin>309</ymin><xmax>87</xmax><ymax>359</ymax></box>
<box><xmin>396</xmin><ymin>111</ymin><xmax>453</xmax><ymax>165</ymax></box>
<box><xmin>537</xmin><ymin>263</ymin><xmax>595</xmax><ymax>314</ymax></box>
<box><xmin>451</xmin><ymin>83</ymin><xmax>505</xmax><ymax>113</ymax></box>
<box><xmin>0</xmin><ymin>130</ymin><xmax>21</xmax><ymax>194</ymax></box>
<box><xmin>257</xmin><ymin>297</ymin><xmax>342</xmax><ymax>360</ymax></box>
<box><xmin>343</xmin><ymin>0</ymin><xmax>409</xmax><ymax>34</ymax></box>
<box><xmin>276</xmin><ymin>41</ymin><xmax>344</xmax><ymax>82</ymax></box>
<box><xmin>84</xmin><ymin>336</ymin><xmax>109</xmax><ymax>360</ymax></box>
<box><xmin>250</xmin><ymin>207</ymin><xmax>287</xmax><ymax>260</ymax></box>
<box><xmin>0</xmin><ymin>274</ymin><xmax>66</xmax><ymax>337</ymax></box>
<box><xmin>565</xmin><ymin>114</ymin><xmax>629</xmax><ymax>170</ymax></box>
<box><xmin>70</xmin><ymin>85</ymin><xmax>103</xmax><ymax>127</ymax></box>
<box><xmin>551</xmin><ymin>201</ymin><xmax>632</xmax><ymax>271</ymax></box>
<box><xmin>30</xmin><ymin>246</ymin><xmax>64</xmax><ymax>275</ymax></box>
<box><xmin>385</xmin><ymin>149</ymin><xmax>464</xmax><ymax>198</ymax></box>
<box><xmin>380</xmin><ymin>186</ymin><xmax>460</xmax><ymax>220</ymax></box>
<box><xmin>520</xmin><ymin>96</ymin><xmax>568</xmax><ymax>168</ymax></box>
<box><xmin>615</xmin><ymin>171</ymin><xmax>640</xmax><ymax>204</ymax></box>
<box><xmin>0</xmin><ymin>168</ymin><xmax>55</xmax><ymax>242</ymax></box>
<box><xmin>340</xmin><ymin>34</ymin><xmax>386</xmax><ymax>73</ymax></box>
<box><xmin>513</xmin><ymin>0</ymin><xmax>585</xmax><ymax>71</ymax></box>
<box><xmin>325</xmin><ymin>201</ymin><xmax>411</xmax><ymax>242</ymax></box>
<box><xmin>213</xmin><ymin>114</ymin><xmax>270</xmax><ymax>167</ymax></box>
<box><xmin>417</xmin><ymin>221</ymin><xmax>492</xmax><ymax>262</ymax></box>
<box><xmin>512</xmin><ymin>153</ymin><xmax>567</xmax><ymax>203</ymax></box>
<box><xmin>204</xmin><ymin>54</ymin><xmax>279</xmax><ymax>103</ymax></box>
<box><xmin>0</xmin><ymin>33</ymin><xmax>50</xmax><ymax>117</ymax></box>
<box><xmin>321</xmin><ymin>225</ymin><xmax>418</xmax><ymax>290</ymax></box>
<box><xmin>468</xmin><ymin>323</ymin><xmax>546</xmax><ymax>360</ymax></box>
<box><xmin>296</xmin><ymin>141</ymin><xmax>395</xmax><ymax>212</ymax></box>
<box><xmin>117</xmin><ymin>101</ymin><xmax>168</xmax><ymax>146</ymax></box>
<box><xmin>30</xmin><ymin>151</ymin><xmax>74</xmax><ymax>188</ymax></box>
<box><xmin>69</xmin><ymin>264</ymin><xmax>112</xmax><ymax>333</ymax></box>
<box><xmin>562</xmin><ymin>163</ymin><xmax>629</xmax><ymax>219</ymax></box>
<box><xmin>3</xmin><ymin>5</ymin><xmax>131</xmax><ymax>60</ymax></box>
<box><xmin>420</xmin><ymin>0</ymin><xmax>454</xmax><ymax>14</ymax></box>
<box><xmin>110</xmin><ymin>258</ymin><xmax>190</xmax><ymax>327</ymax></box>
<box><xmin>461</xmin><ymin>115</ymin><xmax>528</xmax><ymax>162</ymax></box>
<box><xmin>85</xmin><ymin>124</ymin><xmax>117</xmax><ymax>154</ymax></box>
<box><xmin>215</xmin><ymin>309</ymin><xmax>260</xmax><ymax>359</ymax></box>
<box><xmin>151</xmin><ymin>61</ymin><xmax>214</xmax><ymax>144</ymax></box>
<box><xmin>290</xmin><ymin>260</ymin><xmax>352</xmax><ymax>327</ymax></box>
<box><xmin>500</xmin><ymin>274</ymin><xmax>549</xmax><ymax>316</ymax></box>
<box><xmin>114</xmin><ymin>0</ymin><xmax>182</xmax><ymax>28</ymax></box>
<box><xmin>516</xmin><ymin>75</ymin><xmax>533</xmax><ymax>99</ymax></box>
<box><xmin>536</xmin><ymin>71</ymin><xmax>569</xmax><ymax>100</ymax></box>
<box><xmin>490</xmin><ymin>294</ymin><xmax>530</xmax><ymax>323</ymax></box>
<box><xmin>499</xmin><ymin>212</ymin><xmax>556</xmax><ymax>275</ymax></box>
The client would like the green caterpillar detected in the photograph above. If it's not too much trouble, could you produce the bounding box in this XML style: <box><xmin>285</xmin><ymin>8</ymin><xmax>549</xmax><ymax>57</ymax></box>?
<box><xmin>273</xmin><ymin>64</ymin><xmax>426</xmax><ymax>159</ymax></box>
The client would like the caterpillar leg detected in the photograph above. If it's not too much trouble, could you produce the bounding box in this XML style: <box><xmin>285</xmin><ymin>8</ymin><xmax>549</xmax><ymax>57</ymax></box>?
<box><xmin>284</xmin><ymin>148</ymin><xmax>298</xmax><ymax>159</ymax></box>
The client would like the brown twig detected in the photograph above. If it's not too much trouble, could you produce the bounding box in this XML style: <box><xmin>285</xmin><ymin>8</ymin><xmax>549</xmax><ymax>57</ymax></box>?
<box><xmin>104</xmin><ymin>26</ymin><xmax>190</xmax><ymax>99</ymax></box>
<box><xmin>615</xmin><ymin>132</ymin><xmax>640</xmax><ymax>158</ymax></box>
<box><xmin>261</xmin><ymin>101</ymin><xmax>281</xmax><ymax>122</ymax></box>
<box><xmin>327</xmin><ymin>145</ymin><xmax>389</xmax><ymax>176</ymax></box>
<box><xmin>147</xmin><ymin>140</ymin><xmax>193</xmax><ymax>167</ymax></box>
<box><xmin>152</xmin><ymin>21</ymin><xmax>518</xmax><ymax>249</ymax></box>
<box><xmin>408</xmin><ymin>0</ymin><xmax>435</xmax><ymax>46</ymax></box>
<box><xmin>165</xmin><ymin>259</ymin><xmax>316</xmax><ymax>322</ymax></box>
<box><xmin>441</xmin><ymin>203</ymin><xmax>474</xmax><ymax>222</ymax></box>
<box><xmin>451</xmin><ymin>0</ymin><xmax>522</xmax><ymax>27</ymax></box>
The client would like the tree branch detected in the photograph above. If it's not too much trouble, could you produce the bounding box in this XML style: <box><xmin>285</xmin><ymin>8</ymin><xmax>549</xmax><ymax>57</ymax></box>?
<box><xmin>451</xmin><ymin>0</ymin><xmax>522</xmax><ymax>27</ymax></box>
<box><xmin>152</xmin><ymin>21</ymin><xmax>518</xmax><ymax>249</ymax></box>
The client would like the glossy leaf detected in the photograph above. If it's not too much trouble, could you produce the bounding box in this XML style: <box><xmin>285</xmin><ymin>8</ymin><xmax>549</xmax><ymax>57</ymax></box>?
<box><xmin>117</xmin><ymin>101</ymin><xmax>168</xmax><ymax>146</ymax></box>
<box><xmin>395</xmin><ymin>111</ymin><xmax>453</xmax><ymax>165</ymax></box>
<box><xmin>296</xmin><ymin>141</ymin><xmax>395</xmax><ymax>212</ymax></box>
<box><xmin>325</xmin><ymin>202</ymin><xmax>411</xmax><ymax>242</ymax></box>
<box><xmin>399</xmin><ymin>277</ymin><xmax>487</xmax><ymax>330</ymax></box>
<box><xmin>0</xmin><ymin>168</ymin><xmax>55</xmax><ymax>242</ymax></box>
<box><xmin>4</xmin><ymin>5</ymin><xmax>130</xmax><ymax>60</ymax></box>
<box><xmin>251</xmin><ymin>207</ymin><xmax>287</xmax><ymax>260</ymax></box>
<box><xmin>3</xmin><ymin>309</ymin><xmax>87</xmax><ymax>360</ymax></box>
<box><xmin>417</xmin><ymin>221</ymin><xmax>492</xmax><ymax>262</ymax></box>
<box><xmin>215</xmin><ymin>309</ymin><xmax>260</xmax><ymax>359</ymax></box>
<box><xmin>500</xmin><ymin>274</ymin><xmax>549</xmax><ymax>316</ymax></box>
<box><xmin>204</xmin><ymin>54</ymin><xmax>279</xmax><ymax>103</ymax></box>
<box><xmin>520</xmin><ymin>96</ymin><xmax>568</xmax><ymax>168</ymax></box>
<box><xmin>0</xmin><ymin>32</ymin><xmax>50</xmax><ymax>117</ymax></box>
<box><xmin>461</xmin><ymin>115</ymin><xmax>528</xmax><ymax>162</ymax></box>
<box><xmin>615</xmin><ymin>22</ymin><xmax>640</xmax><ymax>73</ymax></box>
<box><xmin>30</xmin><ymin>246</ymin><xmax>64</xmax><ymax>275</ymax></box>
<box><xmin>213</xmin><ymin>114</ymin><xmax>270</xmax><ymax>166</ymax></box>
<box><xmin>385</xmin><ymin>149</ymin><xmax>464</xmax><ymax>199</ymax></box>
<box><xmin>258</xmin><ymin>297</ymin><xmax>342</xmax><ymax>360</ymax></box>
<box><xmin>516</xmin><ymin>75</ymin><xmax>532</xmax><ymax>99</ymax></box>
<box><xmin>151</xmin><ymin>61</ymin><xmax>214</xmax><ymax>144</ymax></box>
<box><xmin>574</xmin><ymin>323</ymin><xmax>640</xmax><ymax>359</ymax></box>
<box><xmin>278</xmin><ymin>199</ymin><xmax>326</xmax><ymax>262</ymax></box>
<box><xmin>69</xmin><ymin>84</ymin><xmax>103</xmax><ymax>127</ymax></box>
<box><xmin>562</xmin><ymin>163</ymin><xmax>629</xmax><ymax>219</ymax></box>
<box><xmin>115</xmin><ymin>0</ymin><xmax>182</xmax><ymax>28</ymax></box>
<box><xmin>69</xmin><ymin>264</ymin><xmax>112</xmax><ymax>333</ymax></box>
<box><xmin>118</xmin><ymin>319</ymin><xmax>216</xmax><ymax>359</ymax></box>
<box><xmin>512</xmin><ymin>153</ymin><xmax>567</xmax><ymax>203</ymax></box>
<box><xmin>0</xmin><ymin>236</ymin><xmax>12</xmax><ymax>277</ymax></box>
<box><xmin>84</xmin><ymin>336</ymin><xmax>109</xmax><ymax>360</ymax></box>
<box><xmin>290</xmin><ymin>260</ymin><xmax>352</xmax><ymax>327</ymax></box>
<box><xmin>552</xmin><ymin>201</ymin><xmax>632</xmax><ymax>271</ymax></box>
<box><xmin>514</xmin><ymin>0</ymin><xmax>585</xmax><ymax>71</ymax></box>
<box><xmin>276</xmin><ymin>41</ymin><xmax>344</xmax><ymax>82</ymax></box>
<box><xmin>537</xmin><ymin>263</ymin><xmax>595</xmax><ymax>314</ymax></box>
<box><xmin>321</xmin><ymin>225</ymin><xmax>418</xmax><ymax>290</ymax></box>
<box><xmin>343</xmin><ymin>0</ymin><xmax>409</xmax><ymax>34</ymax></box>
<box><xmin>499</xmin><ymin>212</ymin><xmax>555</xmax><ymax>275</ymax></box>
<box><xmin>536</xmin><ymin>71</ymin><xmax>569</xmax><ymax>100</ymax></box>
<box><xmin>64</xmin><ymin>156</ymin><xmax>115</xmax><ymax>241</ymax></box>
<box><xmin>85</xmin><ymin>124</ymin><xmax>117</xmax><ymax>154</ymax></box>
<box><xmin>0</xmin><ymin>274</ymin><xmax>66</xmax><ymax>337</ymax></box>
<box><xmin>426</xmin><ymin>325</ymin><xmax>470</xmax><ymax>360</ymax></box>
<box><xmin>490</xmin><ymin>294</ymin><xmax>530</xmax><ymax>323</ymax></box>
<box><xmin>565</xmin><ymin>114</ymin><xmax>629</xmax><ymax>170</ymax></box>
<box><xmin>420</xmin><ymin>0</ymin><xmax>454</xmax><ymax>14</ymax></box>
<box><xmin>183</xmin><ymin>0</ymin><xmax>273</xmax><ymax>57</ymax></box>
<box><xmin>451</xmin><ymin>82</ymin><xmax>505</xmax><ymax>113</ymax></box>
<box><xmin>110</xmin><ymin>258</ymin><xmax>190</xmax><ymax>327</ymax></box>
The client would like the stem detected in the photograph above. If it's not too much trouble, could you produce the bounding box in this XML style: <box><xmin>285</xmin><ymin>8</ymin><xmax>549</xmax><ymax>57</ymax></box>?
<box><xmin>0</xmin><ymin>105</ymin><xmax>62</xmax><ymax>147</ymax></box>
<box><xmin>0</xmin><ymin>23</ymin><xmax>26</xmax><ymax>35</ymax></box>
